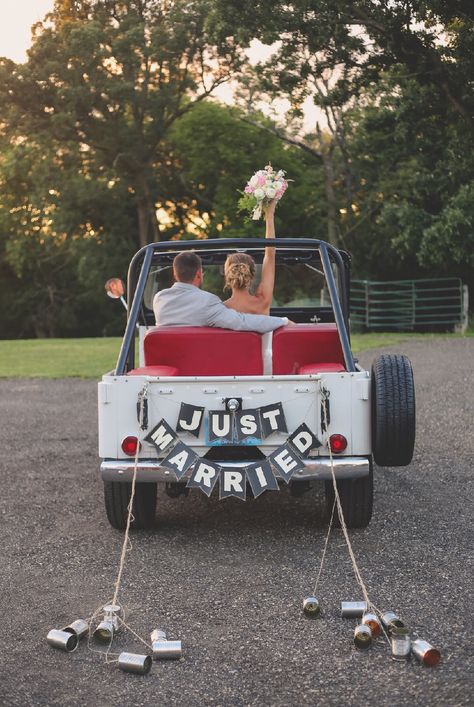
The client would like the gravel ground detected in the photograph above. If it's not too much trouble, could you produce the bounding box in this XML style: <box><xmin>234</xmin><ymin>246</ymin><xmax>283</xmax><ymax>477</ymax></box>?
<box><xmin>0</xmin><ymin>337</ymin><xmax>473</xmax><ymax>707</ymax></box>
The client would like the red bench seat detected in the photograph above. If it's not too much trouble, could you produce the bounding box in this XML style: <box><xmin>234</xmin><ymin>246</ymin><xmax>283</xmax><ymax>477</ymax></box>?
<box><xmin>272</xmin><ymin>324</ymin><xmax>345</xmax><ymax>374</ymax></box>
<box><xmin>143</xmin><ymin>327</ymin><xmax>263</xmax><ymax>376</ymax></box>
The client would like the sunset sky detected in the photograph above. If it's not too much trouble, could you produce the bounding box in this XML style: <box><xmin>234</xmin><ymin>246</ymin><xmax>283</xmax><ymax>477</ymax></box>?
<box><xmin>0</xmin><ymin>0</ymin><xmax>54</xmax><ymax>63</ymax></box>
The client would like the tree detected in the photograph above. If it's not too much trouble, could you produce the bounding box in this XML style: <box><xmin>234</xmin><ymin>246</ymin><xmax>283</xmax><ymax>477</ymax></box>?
<box><xmin>0</xmin><ymin>0</ymin><xmax>244</xmax><ymax>249</ymax></box>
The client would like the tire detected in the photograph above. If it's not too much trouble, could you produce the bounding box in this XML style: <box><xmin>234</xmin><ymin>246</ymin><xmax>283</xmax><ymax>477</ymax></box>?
<box><xmin>371</xmin><ymin>354</ymin><xmax>416</xmax><ymax>466</ymax></box>
<box><xmin>104</xmin><ymin>481</ymin><xmax>157</xmax><ymax>530</ymax></box>
<box><xmin>325</xmin><ymin>462</ymin><xmax>373</xmax><ymax>529</ymax></box>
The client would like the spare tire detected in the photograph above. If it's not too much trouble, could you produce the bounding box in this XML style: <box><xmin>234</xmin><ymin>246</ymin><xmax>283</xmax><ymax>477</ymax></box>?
<box><xmin>371</xmin><ymin>354</ymin><xmax>415</xmax><ymax>466</ymax></box>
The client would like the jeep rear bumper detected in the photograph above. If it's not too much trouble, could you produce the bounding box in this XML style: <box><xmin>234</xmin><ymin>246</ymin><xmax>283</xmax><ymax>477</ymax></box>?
<box><xmin>100</xmin><ymin>456</ymin><xmax>370</xmax><ymax>483</ymax></box>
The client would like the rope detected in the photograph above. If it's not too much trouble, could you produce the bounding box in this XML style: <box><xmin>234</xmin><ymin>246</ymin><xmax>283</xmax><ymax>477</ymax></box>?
<box><xmin>319</xmin><ymin>382</ymin><xmax>393</xmax><ymax>647</ymax></box>
<box><xmin>312</xmin><ymin>498</ymin><xmax>336</xmax><ymax>596</ymax></box>
<box><xmin>85</xmin><ymin>384</ymin><xmax>152</xmax><ymax>662</ymax></box>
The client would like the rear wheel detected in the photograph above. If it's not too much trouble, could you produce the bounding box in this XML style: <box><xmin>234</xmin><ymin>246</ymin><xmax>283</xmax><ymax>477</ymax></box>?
<box><xmin>325</xmin><ymin>463</ymin><xmax>373</xmax><ymax>529</ymax></box>
<box><xmin>371</xmin><ymin>354</ymin><xmax>416</xmax><ymax>466</ymax></box>
<box><xmin>104</xmin><ymin>481</ymin><xmax>157</xmax><ymax>530</ymax></box>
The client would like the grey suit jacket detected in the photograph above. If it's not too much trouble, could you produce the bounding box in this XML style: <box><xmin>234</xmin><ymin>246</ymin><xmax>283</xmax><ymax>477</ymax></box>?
<box><xmin>153</xmin><ymin>283</ymin><xmax>288</xmax><ymax>334</ymax></box>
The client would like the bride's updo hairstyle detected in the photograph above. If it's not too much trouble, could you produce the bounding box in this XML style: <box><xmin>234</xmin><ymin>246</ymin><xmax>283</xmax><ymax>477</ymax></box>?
<box><xmin>224</xmin><ymin>253</ymin><xmax>256</xmax><ymax>291</ymax></box>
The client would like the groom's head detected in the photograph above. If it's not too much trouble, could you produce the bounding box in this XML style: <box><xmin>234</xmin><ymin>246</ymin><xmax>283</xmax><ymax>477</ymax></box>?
<box><xmin>173</xmin><ymin>252</ymin><xmax>203</xmax><ymax>287</ymax></box>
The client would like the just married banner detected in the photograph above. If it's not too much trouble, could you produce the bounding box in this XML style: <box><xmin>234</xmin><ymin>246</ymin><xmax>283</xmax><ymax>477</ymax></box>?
<box><xmin>144</xmin><ymin>402</ymin><xmax>322</xmax><ymax>500</ymax></box>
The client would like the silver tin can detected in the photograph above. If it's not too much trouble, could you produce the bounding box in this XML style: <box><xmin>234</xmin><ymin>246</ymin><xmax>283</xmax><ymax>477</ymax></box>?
<box><xmin>150</xmin><ymin>629</ymin><xmax>167</xmax><ymax>643</ymax></box>
<box><xmin>103</xmin><ymin>604</ymin><xmax>122</xmax><ymax>632</ymax></box>
<box><xmin>381</xmin><ymin>611</ymin><xmax>405</xmax><ymax>633</ymax></box>
<box><xmin>303</xmin><ymin>596</ymin><xmax>320</xmax><ymax>618</ymax></box>
<box><xmin>47</xmin><ymin>629</ymin><xmax>78</xmax><ymax>653</ymax></box>
<box><xmin>411</xmin><ymin>639</ymin><xmax>441</xmax><ymax>667</ymax></box>
<box><xmin>341</xmin><ymin>601</ymin><xmax>367</xmax><ymax>618</ymax></box>
<box><xmin>354</xmin><ymin>624</ymin><xmax>372</xmax><ymax>649</ymax></box>
<box><xmin>391</xmin><ymin>627</ymin><xmax>411</xmax><ymax>660</ymax></box>
<box><xmin>62</xmin><ymin>619</ymin><xmax>89</xmax><ymax>640</ymax></box>
<box><xmin>362</xmin><ymin>612</ymin><xmax>381</xmax><ymax>638</ymax></box>
<box><xmin>118</xmin><ymin>652</ymin><xmax>152</xmax><ymax>675</ymax></box>
<box><xmin>152</xmin><ymin>640</ymin><xmax>182</xmax><ymax>660</ymax></box>
<box><xmin>93</xmin><ymin>620</ymin><xmax>114</xmax><ymax>643</ymax></box>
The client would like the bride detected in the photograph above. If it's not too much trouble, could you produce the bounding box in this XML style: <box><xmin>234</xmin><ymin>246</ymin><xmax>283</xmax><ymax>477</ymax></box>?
<box><xmin>224</xmin><ymin>200</ymin><xmax>276</xmax><ymax>315</ymax></box>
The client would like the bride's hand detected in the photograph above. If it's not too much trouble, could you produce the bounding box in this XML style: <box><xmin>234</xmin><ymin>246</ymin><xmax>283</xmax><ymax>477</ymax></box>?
<box><xmin>265</xmin><ymin>199</ymin><xmax>276</xmax><ymax>218</ymax></box>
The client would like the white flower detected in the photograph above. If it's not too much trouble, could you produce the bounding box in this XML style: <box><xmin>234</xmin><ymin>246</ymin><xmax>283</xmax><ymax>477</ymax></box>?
<box><xmin>265</xmin><ymin>187</ymin><xmax>276</xmax><ymax>199</ymax></box>
<box><xmin>253</xmin><ymin>187</ymin><xmax>265</xmax><ymax>200</ymax></box>
<box><xmin>250</xmin><ymin>175</ymin><xmax>259</xmax><ymax>187</ymax></box>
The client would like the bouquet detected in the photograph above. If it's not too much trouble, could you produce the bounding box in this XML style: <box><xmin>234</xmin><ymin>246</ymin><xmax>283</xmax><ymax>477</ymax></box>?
<box><xmin>238</xmin><ymin>164</ymin><xmax>290</xmax><ymax>221</ymax></box>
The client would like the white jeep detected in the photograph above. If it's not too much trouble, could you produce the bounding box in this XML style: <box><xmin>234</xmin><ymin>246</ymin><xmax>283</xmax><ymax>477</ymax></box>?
<box><xmin>98</xmin><ymin>238</ymin><xmax>415</xmax><ymax>529</ymax></box>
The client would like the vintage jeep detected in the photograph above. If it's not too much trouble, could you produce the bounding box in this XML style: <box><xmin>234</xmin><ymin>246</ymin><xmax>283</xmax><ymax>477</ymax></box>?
<box><xmin>98</xmin><ymin>238</ymin><xmax>415</xmax><ymax>529</ymax></box>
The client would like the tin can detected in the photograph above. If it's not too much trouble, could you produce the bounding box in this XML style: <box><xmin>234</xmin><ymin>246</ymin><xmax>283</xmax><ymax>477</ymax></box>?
<box><xmin>411</xmin><ymin>639</ymin><xmax>441</xmax><ymax>667</ymax></box>
<box><xmin>118</xmin><ymin>652</ymin><xmax>152</xmax><ymax>675</ymax></box>
<box><xmin>341</xmin><ymin>601</ymin><xmax>367</xmax><ymax>618</ymax></box>
<box><xmin>381</xmin><ymin>611</ymin><xmax>405</xmax><ymax>633</ymax></box>
<box><xmin>150</xmin><ymin>629</ymin><xmax>167</xmax><ymax>643</ymax></box>
<box><xmin>362</xmin><ymin>612</ymin><xmax>381</xmax><ymax>638</ymax></box>
<box><xmin>93</xmin><ymin>620</ymin><xmax>114</xmax><ymax>643</ymax></box>
<box><xmin>391</xmin><ymin>627</ymin><xmax>411</xmax><ymax>660</ymax></box>
<box><xmin>62</xmin><ymin>619</ymin><xmax>89</xmax><ymax>640</ymax></box>
<box><xmin>103</xmin><ymin>604</ymin><xmax>122</xmax><ymax>632</ymax></box>
<box><xmin>303</xmin><ymin>596</ymin><xmax>320</xmax><ymax>618</ymax></box>
<box><xmin>47</xmin><ymin>629</ymin><xmax>78</xmax><ymax>653</ymax></box>
<box><xmin>152</xmin><ymin>640</ymin><xmax>182</xmax><ymax>660</ymax></box>
<box><xmin>354</xmin><ymin>624</ymin><xmax>372</xmax><ymax>649</ymax></box>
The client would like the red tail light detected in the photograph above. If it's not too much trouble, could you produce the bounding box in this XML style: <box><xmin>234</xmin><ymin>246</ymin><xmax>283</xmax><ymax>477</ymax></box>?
<box><xmin>121</xmin><ymin>436</ymin><xmax>140</xmax><ymax>456</ymax></box>
<box><xmin>329</xmin><ymin>434</ymin><xmax>347</xmax><ymax>453</ymax></box>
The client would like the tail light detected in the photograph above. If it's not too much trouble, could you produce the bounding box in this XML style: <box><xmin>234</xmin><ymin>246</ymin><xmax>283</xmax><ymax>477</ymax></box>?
<box><xmin>329</xmin><ymin>434</ymin><xmax>347</xmax><ymax>453</ymax></box>
<box><xmin>121</xmin><ymin>436</ymin><xmax>140</xmax><ymax>456</ymax></box>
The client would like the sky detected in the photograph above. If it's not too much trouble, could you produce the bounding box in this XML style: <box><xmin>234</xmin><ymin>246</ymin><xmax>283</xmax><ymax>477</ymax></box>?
<box><xmin>0</xmin><ymin>0</ymin><xmax>54</xmax><ymax>63</ymax></box>
<box><xmin>0</xmin><ymin>0</ymin><xmax>318</xmax><ymax>130</ymax></box>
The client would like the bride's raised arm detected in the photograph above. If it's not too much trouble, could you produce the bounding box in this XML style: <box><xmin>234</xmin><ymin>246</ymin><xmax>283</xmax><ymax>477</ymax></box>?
<box><xmin>255</xmin><ymin>200</ymin><xmax>277</xmax><ymax>311</ymax></box>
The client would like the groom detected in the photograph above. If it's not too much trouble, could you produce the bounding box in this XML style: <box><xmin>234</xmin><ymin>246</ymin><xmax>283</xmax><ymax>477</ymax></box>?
<box><xmin>153</xmin><ymin>252</ymin><xmax>289</xmax><ymax>333</ymax></box>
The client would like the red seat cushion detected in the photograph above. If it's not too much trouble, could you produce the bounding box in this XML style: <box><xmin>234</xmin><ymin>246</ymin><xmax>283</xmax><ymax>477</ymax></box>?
<box><xmin>144</xmin><ymin>327</ymin><xmax>263</xmax><ymax>376</ymax></box>
<box><xmin>298</xmin><ymin>362</ymin><xmax>345</xmax><ymax>374</ymax></box>
<box><xmin>272</xmin><ymin>324</ymin><xmax>345</xmax><ymax>374</ymax></box>
<box><xmin>127</xmin><ymin>365</ymin><xmax>179</xmax><ymax>376</ymax></box>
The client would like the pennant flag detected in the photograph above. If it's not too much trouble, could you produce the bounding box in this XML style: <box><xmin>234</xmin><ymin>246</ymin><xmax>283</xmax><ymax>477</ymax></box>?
<box><xmin>176</xmin><ymin>403</ymin><xmax>205</xmax><ymax>438</ymax></box>
<box><xmin>268</xmin><ymin>443</ymin><xmax>305</xmax><ymax>483</ymax></box>
<box><xmin>145</xmin><ymin>419</ymin><xmax>178</xmax><ymax>453</ymax></box>
<box><xmin>160</xmin><ymin>440</ymin><xmax>198</xmax><ymax>481</ymax></box>
<box><xmin>187</xmin><ymin>459</ymin><xmax>221</xmax><ymax>497</ymax></box>
<box><xmin>208</xmin><ymin>411</ymin><xmax>234</xmax><ymax>443</ymax></box>
<box><xmin>219</xmin><ymin>468</ymin><xmax>247</xmax><ymax>501</ymax></box>
<box><xmin>246</xmin><ymin>460</ymin><xmax>279</xmax><ymax>498</ymax></box>
<box><xmin>259</xmin><ymin>403</ymin><xmax>287</xmax><ymax>438</ymax></box>
<box><xmin>288</xmin><ymin>423</ymin><xmax>322</xmax><ymax>458</ymax></box>
<box><xmin>234</xmin><ymin>409</ymin><xmax>262</xmax><ymax>443</ymax></box>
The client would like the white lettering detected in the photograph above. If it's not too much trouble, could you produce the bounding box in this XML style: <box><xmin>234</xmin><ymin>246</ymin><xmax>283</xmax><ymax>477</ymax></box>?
<box><xmin>274</xmin><ymin>450</ymin><xmax>298</xmax><ymax>474</ymax></box>
<box><xmin>211</xmin><ymin>413</ymin><xmax>231</xmax><ymax>438</ymax></box>
<box><xmin>193</xmin><ymin>462</ymin><xmax>217</xmax><ymax>488</ymax></box>
<box><xmin>291</xmin><ymin>431</ymin><xmax>313</xmax><ymax>454</ymax></box>
<box><xmin>254</xmin><ymin>466</ymin><xmax>268</xmax><ymax>488</ymax></box>
<box><xmin>223</xmin><ymin>471</ymin><xmax>244</xmax><ymax>493</ymax></box>
<box><xmin>166</xmin><ymin>449</ymin><xmax>189</xmax><ymax>472</ymax></box>
<box><xmin>179</xmin><ymin>409</ymin><xmax>203</xmax><ymax>431</ymax></box>
<box><xmin>240</xmin><ymin>414</ymin><xmax>257</xmax><ymax>435</ymax></box>
<box><xmin>150</xmin><ymin>425</ymin><xmax>174</xmax><ymax>450</ymax></box>
<box><xmin>262</xmin><ymin>408</ymin><xmax>281</xmax><ymax>430</ymax></box>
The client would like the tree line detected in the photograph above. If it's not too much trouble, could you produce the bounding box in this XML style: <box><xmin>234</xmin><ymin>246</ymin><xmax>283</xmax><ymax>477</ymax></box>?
<box><xmin>0</xmin><ymin>0</ymin><xmax>472</xmax><ymax>338</ymax></box>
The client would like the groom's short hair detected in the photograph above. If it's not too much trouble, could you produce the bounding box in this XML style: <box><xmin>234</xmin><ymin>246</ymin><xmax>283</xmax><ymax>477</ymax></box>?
<box><xmin>173</xmin><ymin>251</ymin><xmax>202</xmax><ymax>283</ymax></box>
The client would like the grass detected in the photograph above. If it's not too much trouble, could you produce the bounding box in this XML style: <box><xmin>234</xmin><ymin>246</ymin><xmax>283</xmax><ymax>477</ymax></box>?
<box><xmin>0</xmin><ymin>329</ymin><xmax>471</xmax><ymax>379</ymax></box>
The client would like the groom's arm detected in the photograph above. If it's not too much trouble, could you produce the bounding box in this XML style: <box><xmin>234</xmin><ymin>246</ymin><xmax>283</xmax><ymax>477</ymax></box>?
<box><xmin>205</xmin><ymin>294</ymin><xmax>288</xmax><ymax>333</ymax></box>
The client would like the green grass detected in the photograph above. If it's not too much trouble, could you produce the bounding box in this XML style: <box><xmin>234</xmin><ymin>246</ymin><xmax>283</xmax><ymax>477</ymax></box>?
<box><xmin>0</xmin><ymin>330</ymin><xmax>471</xmax><ymax>378</ymax></box>
<box><xmin>0</xmin><ymin>338</ymin><xmax>123</xmax><ymax>378</ymax></box>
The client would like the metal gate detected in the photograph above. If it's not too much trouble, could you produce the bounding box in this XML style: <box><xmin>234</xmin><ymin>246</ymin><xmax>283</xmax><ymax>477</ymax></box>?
<box><xmin>351</xmin><ymin>278</ymin><xmax>468</xmax><ymax>331</ymax></box>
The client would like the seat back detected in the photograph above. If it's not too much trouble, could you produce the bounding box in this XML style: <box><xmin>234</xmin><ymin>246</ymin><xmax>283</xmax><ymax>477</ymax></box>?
<box><xmin>272</xmin><ymin>323</ymin><xmax>345</xmax><ymax>374</ymax></box>
<box><xmin>143</xmin><ymin>327</ymin><xmax>263</xmax><ymax>376</ymax></box>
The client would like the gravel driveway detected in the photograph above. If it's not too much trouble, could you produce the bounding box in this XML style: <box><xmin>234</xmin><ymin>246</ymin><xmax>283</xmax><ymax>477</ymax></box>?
<box><xmin>0</xmin><ymin>337</ymin><xmax>473</xmax><ymax>706</ymax></box>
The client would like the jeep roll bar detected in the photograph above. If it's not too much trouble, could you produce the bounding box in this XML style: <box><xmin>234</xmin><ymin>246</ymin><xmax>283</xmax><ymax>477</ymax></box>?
<box><xmin>115</xmin><ymin>238</ymin><xmax>355</xmax><ymax>375</ymax></box>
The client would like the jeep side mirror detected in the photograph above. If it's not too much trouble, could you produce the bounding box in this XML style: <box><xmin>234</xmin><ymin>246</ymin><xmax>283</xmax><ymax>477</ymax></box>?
<box><xmin>104</xmin><ymin>278</ymin><xmax>128</xmax><ymax>311</ymax></box>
